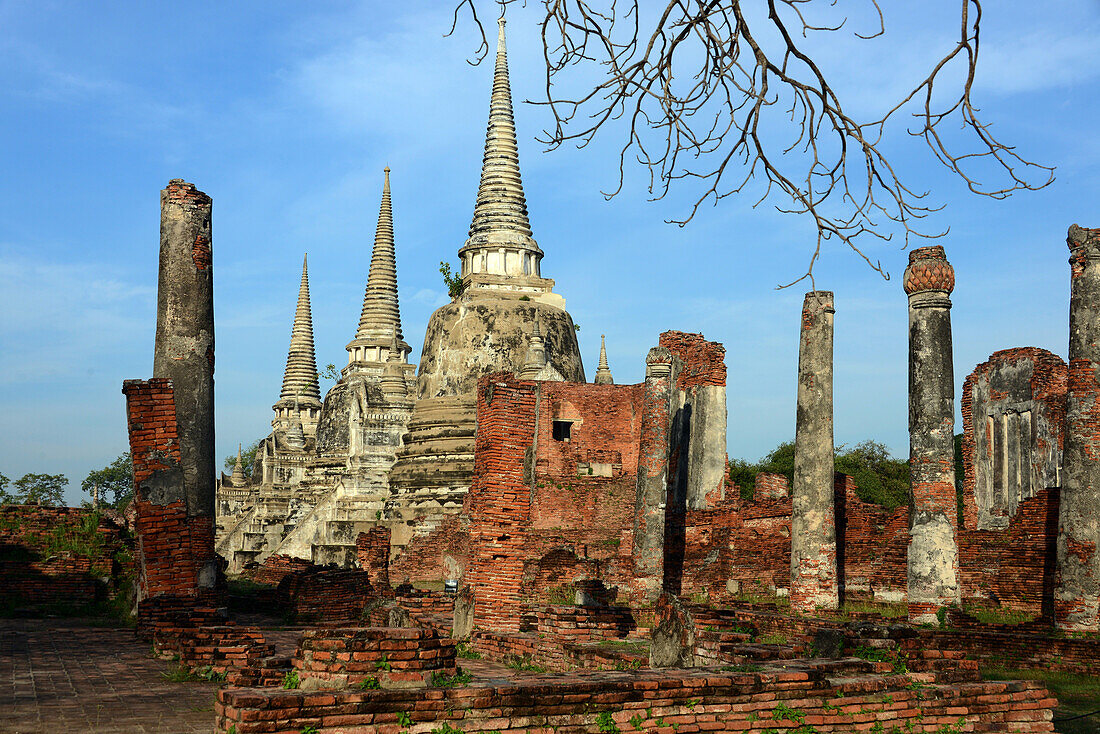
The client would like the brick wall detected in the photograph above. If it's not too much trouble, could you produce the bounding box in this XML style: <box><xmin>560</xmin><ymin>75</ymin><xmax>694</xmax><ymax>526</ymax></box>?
<box><xmin>659</xmin><ymin>330</ymin><xmax>727</xmax><ymax>389</ymax></box>
<box><xmin>152</xmin><ymin>626</ymin><xmax>274</xmax><ymax>682</ymax></box>
<box><xmin>276</xmin><ymin>566</ymin><xmax>375</xmax><ymax>623</ymax></box>
<box><xmin>356</xmin><ymin>527</ymin><xmax>392</xmax><ymax>592</ymax></box>
<box><xmin>683</xmin><ymin>474</ymin><xmax>911</xmax><ymax>602</ymax></box>
<box><xmin>0</xmin><ymin>505</ymin><xmax>133</xmax><ymax>611</ymax></box>
<box><xmin>123</xmin><ymin>378</ymin><xmax>217</xmax><ymax>608</ymax></box>
<box><xmin>463</xmin><ymin>375</ymin><xmax>539</xmax><ymax>632</ymax></box>
<box><xmin>217</xmin><ymin>663</ymin><xmax>1055</xmax><ymax>733</ymax></box>
<box><xmin>958</xmin><ymin>488</ymin><xmax>1059</xmax><ymax>616</ymax></box>
<box><xmin>388</xmin><ymin>513</ymin><xmax>469</xmax><ymax>585</ymax></box>
<box><xmin>242</xmin><ymin>554</ymin><xmax>314</xmax><ymax>587</ymax></box>
<box><xmin>293</xmin><ymin>627</ymin><xmax>456</xmax><ymax>689</ymax></box>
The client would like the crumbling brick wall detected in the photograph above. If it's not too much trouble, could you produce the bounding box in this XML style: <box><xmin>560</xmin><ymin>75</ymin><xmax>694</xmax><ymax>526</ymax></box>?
<box><xmin>123</xmin><ymin>378</ymin><xmax>217</xmax><ymax>606</ymax></box>
<box><xmin>683</xmin><ymin>474</ymin><xmax>909</xmax><ymax>602</ymax></box>
<box><xmin>0</xmin><ymin>506</ymin><xmax>133</xmax><ymax>611</ymax></box>
<box><xmin>388</xmin><ymin>512</ymin><xmax>469</xmax><ymax>585</ymax></box>
<box><xmin>959</xmin><ymin>488</ymin><xmax>1059</xmax><ymax>616</ymax></box>
<box><xmin>464</xmin><ymin>375</ymin><xmax>645</xmax><ymax>630</ymax></box>
<box><xmin>961</xmin><ymin>348</ymin><xmax>1066</xmax><ymax>531</ymax></box>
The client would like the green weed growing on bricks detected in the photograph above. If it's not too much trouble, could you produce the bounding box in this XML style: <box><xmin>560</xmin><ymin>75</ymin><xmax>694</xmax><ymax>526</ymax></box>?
<box><xmin>596</xmin><ymin>711</ymin><xmax>620</xmax><ymax>733</ymax></box>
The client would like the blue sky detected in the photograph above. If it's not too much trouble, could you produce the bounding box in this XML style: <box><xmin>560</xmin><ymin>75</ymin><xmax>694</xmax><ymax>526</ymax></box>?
<box><xmin>1</xmin><ymin>1</ymin><xmax>1097</xmax><ymax>505</ymax></box>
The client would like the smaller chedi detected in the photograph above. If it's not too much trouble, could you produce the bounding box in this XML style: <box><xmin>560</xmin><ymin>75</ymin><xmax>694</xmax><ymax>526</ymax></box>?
<box><xmin>216</xmin><ymin>169</ymin><xmax>415</xmax><ymax>571</ymax></box>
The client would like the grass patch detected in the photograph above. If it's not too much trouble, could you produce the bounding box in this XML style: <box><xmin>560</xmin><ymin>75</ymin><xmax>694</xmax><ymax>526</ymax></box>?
<box><xmin>504</xmin><ymin>654</ymin><xmax>546</xmax><ymax>674</ymax></box>
<box><xmin>756</xmin><ymin>633</ymin><xmax>789</xmax><ymax>645</ymax></box>
<box><xmin>430</xmin><ymin>667</ymin><xmax>472</xmax><ymax>688</ymax></box>
<box><xmin>596</xmin><ymin>639</ymin><xmax>650</xmax><ymax>654</ymax></box>
<box><xmin>961</xmin><ymin>604</ymin><xmax>1038</xmax><ymax>626</ymax></box>
<box><xmin>982</xmin><ymin>667</ymin><xmax>1100</xmax><ymax>734</ymax></box>
<box><xmin>456</xmin><ymin>642</ymin><xmax>481</xmax><ymax>659</ymax></box>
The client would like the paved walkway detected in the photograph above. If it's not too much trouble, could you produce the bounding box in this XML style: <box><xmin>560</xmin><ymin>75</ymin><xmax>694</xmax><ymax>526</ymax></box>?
<box><xmin>1</xmin><ymin>619</ymin><xmax>219</xmax><ymax>733</ymax></box>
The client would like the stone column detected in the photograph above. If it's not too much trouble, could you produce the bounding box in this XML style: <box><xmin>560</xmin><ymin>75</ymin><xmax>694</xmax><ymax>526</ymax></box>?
<box><xmin>152</xmin><ymin>178</ymin><xmax>217</xmax><ymax>590</ymax></box>
<box><xmin>904</xmin><ymin>245</ymin><xmax>960</xmax><ymax>624</ymax></box>
<box><xmin>1055</xmin><ymin>224</ymin><xmax>1100</xmax><ymax>631</ymax></box>
<box><xmin>633</xmin><ymin>346</ymin><xmax>674</xmax><ymax>602</ymax></box>
<box><xmin>790</xmin><ymin>291</ymin><xmax>839</xmax><ymax>613</ymax></box>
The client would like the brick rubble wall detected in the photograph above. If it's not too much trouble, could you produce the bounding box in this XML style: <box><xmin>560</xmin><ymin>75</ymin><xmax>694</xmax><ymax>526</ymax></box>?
<box><xmin>293</xmin><ymin>627</ymin><xmax>456</xmax><ymax>689</ymax></box>
<box><xmin>389</xmin><ymin>513</ymin><xmax>469</xmax><ymax>585</ymax></box>
<box><xmin>276</xmin><ymin>567</ymin><xmax>376</xmax><ymax>623</ymax></box>
<box><xmin>152</xmin><ymin>626</ymin><xmax>274</xmax><ymax>682</ymax></box>
<box><xmin>123</xmin><ymin>378</ymin><xmax>216</xmax><ymax>605</ymax></box>
<box><xmin>242</xmin><ymin>554</ymin><xmax>314</xmax><ymax>587</ymax></box>
<box><xmin>356</xmin><ymin>527</ymin><xmax>392</xmax><ymax>592</ymax></box>
<box><xmin>463</xmin><ymin>375</ymin><xmax>539</xmax><ymax>632</ymax></box>
<box><xmin>959</xmin><ymin>488</ymin><xmax>1059</xmax><ymax>616</ymax></box>
<box><xmin>217</xmin><ymin>663</ymin><xmax>1055</xmax><ymax>733</ymax></box>
<box><xmin>0</xmin><ymin>505</ymin><xmax>133</xmax><ymax>609</ymax></box>
<box><xmin>659</xmin><ymin>330</ymin><xmax>727</xmax><ymax>389</ymax></box>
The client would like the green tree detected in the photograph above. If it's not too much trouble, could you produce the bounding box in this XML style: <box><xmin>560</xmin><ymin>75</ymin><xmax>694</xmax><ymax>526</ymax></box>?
<box><xmin>0</xmin><ymin>472</ymin><xmax>15</xmax><ymax>504</ymax></box>
<box><xmin>439</xmin><ymin>261</ymin><xmax>466</xmax><ymax>299</ymax></box>
<box><xmin>13</xmin><ymin>473</ymin><xmax>68</xmax><ymax>506</ymax></box>
<box><xmin>834</xmin><ymin>440</ymin><xmax>910</xmax><ymax>510</ymax></box>
<box><xmin>224</xmin><ymin>439</ymin><xmax>263</xmax><ymax>481</ymax></box>
<box><xmin>81</xmin><ymin>453</ymin><xmax>133</xmax><ymax>509</ymax></box>
<box><xmin>730</xmin><ymin>438</ymin><xmax>910</xmax><ymax>510</ymax></box>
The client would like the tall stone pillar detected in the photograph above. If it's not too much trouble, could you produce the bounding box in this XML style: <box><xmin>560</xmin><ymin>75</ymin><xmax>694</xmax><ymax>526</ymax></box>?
<box><xmin>151</xmin><ymin>178</ymin><xmax>217</xmax><ymax>590</ymax></box>
<box><xmin>633</xmin><ymin>346</ymin><xmax>674</xmax><ymax>602</ymax></box>
<box><xmin>791</xmin><ymin>291</ymin><xmax>839</xmax><ymax>613</ymax></box>
<box><xmin>1055</xmin><ymin>224</ymin><xmax>1100</xmax><ymax>631</ymax></box>
<box><xmin>904</xmin><ymin>245</ymin><xmax>960</xmax><ymax>623</ymax></box>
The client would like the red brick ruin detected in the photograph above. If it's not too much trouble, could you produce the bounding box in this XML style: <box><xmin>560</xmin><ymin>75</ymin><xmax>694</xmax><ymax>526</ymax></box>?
<box><xmin>98</xmin><ymin>185</ymin><xmax>1100</xmax><ymax>731</ymax></box>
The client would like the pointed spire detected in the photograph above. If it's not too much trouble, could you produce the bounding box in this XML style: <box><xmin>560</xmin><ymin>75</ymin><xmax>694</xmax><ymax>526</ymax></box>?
<box><xmin>520</xmin><ymin>318</ymin><xmax>548</xmax><ymax>378</ymax></box>
<box><xmin>461</xmin><ymin>16</ymin><xmax>541</xmax><ymax>257</ymax></box>
<box><xmin>348</xmin><ymin>167</ymin><xmax>409</xmax><ymax>364</ymax></box>
<box><xmin>382</xmin><ymin>328</ymin><xmax>409</xmax><ymax>399</ymax></box>
<box><xmin>231</xmin><ymin>443</ymin><xmax>247</xmax><ymax>485</ymax></box>
<box><xmin>278</xmin><ymin>254</ymin><xmax>322</xmax><ymax>405</ymax></box>
<box><xmin>594</xmin><ymin>334</ymin><xmax>614</xmax><ymax>385</ymax></box>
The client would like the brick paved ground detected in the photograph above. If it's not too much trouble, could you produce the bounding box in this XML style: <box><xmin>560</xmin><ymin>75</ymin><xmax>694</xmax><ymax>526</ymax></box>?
<box><xmin>1</xmin><ymin>619</ymin><xmax>219</xmax><ymax>734</ymax></box>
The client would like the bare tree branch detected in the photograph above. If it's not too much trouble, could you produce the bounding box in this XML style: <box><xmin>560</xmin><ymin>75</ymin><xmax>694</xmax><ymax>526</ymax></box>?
<box><xmin>456</xmin><ymin>0</ymin><xmax>1054</xmax><ymax>287</ymax></box>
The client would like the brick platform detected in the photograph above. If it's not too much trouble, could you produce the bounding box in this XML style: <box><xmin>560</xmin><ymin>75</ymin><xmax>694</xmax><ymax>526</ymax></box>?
<box><xmin>216</xmin><ymin>660</ymin><xmax>1055</xmax><ymax>733</ymax></box>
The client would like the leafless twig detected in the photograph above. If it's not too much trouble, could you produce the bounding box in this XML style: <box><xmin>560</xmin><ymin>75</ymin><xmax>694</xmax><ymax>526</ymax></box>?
<box><xmin>455</xmin><ymin>0</ymin><xmax>1053</xmax><ymax>287</ymax></box>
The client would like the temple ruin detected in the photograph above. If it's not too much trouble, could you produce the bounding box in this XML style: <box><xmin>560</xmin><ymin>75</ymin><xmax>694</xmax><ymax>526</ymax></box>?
<box><xmin>77</xmin><ymin>15</ymin><xmax>1100</xmax><ymax>734</ymax></box>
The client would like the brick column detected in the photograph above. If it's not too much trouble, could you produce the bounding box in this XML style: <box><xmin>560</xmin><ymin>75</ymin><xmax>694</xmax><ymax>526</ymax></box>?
<box><xmin>463</xmin><ymin>375</ymin><xmax>537</xmax><ymax>632</ymax></box>
<box><xmin>790</xmin><ymin>291</ymin><xmax>839</xmax><ymax>613</ymax></box>
<box><xmin>633</xmin><ymin>347</ymin><xmax>674</xmax><ymax>602</ymax></box>
<box><xmin>904</xmin><ymin>246</ymin><xmax>960</xmax><ymax>623</ymax></box>
<box><xmin>1055</xmin><ymin>224</ymin><xmax>1100</xmax><ymax>631</ymax></box>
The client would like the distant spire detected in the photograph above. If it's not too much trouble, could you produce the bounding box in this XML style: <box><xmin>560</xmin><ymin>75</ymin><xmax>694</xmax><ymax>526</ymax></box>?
<box><xmin>231</xmin><ymin>443</ymin><xmax>247</xmax><ymax>485</ymax></box>
<box><xmin>349</xmin><ymin>167</ymin><xmax>409</xmax><ymax>363</ymax></box>
<box><xmin>382</xmin><ymin>328</ymin><xmax>409</xmax><ymax>399</ymax></box>
<box><xmin>461</xmin><ymin>16</ymin><xmax>541</xmax><ymax>255</ymax></box>
<box><xmin>520</xmin><ymin>318</ymin><xmax>548</xmax><ymax>378</ymax></box>
<box><xmin>594</xmin><ymin>334</ymin><xmax>614</xmax><ymax>385</ymax></box>
<box><xmin>278</xmin><ymin>254</ymin><xmax>321</xmax><ymax>405</ymax></box>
